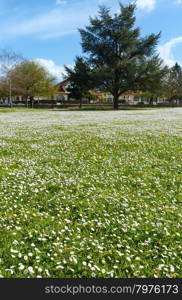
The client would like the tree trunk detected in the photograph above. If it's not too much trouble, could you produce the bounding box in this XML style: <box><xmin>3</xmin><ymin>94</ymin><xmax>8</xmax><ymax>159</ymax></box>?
<box><xmin>172</xmin><ymin>99</ymin><xmax>175</xmax><ymax>107</ymax></box>
<box><xmin>149</xmin><ymin>97</ymin><xmax>153</xmax><ymax>107</ymax></box>
<box><xmin>79</xmin><ymin>98</ymin><xmax>82</xmax><ymax>109</ymax></box>
<box><xmin>113</xmin><ymin>96</ymin><xmax>119</xmax><ymax>110</ymax></box>
<box><xmin>30</xmin><ymin>96</ymin><xmax>34</xmax><ymax>108</ymax></box>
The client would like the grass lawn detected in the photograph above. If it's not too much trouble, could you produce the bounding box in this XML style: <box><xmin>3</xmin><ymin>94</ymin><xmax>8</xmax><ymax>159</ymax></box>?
<box><xmin>0</xmin><ymin>108</ymin><xmax>182</xmax><ymax>278</ymax></box>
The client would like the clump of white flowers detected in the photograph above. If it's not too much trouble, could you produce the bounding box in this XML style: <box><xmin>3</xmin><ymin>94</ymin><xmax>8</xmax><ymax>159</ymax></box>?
<box><xmin>0</xmin><ymin>108</ymin><xmax>182</xmax><ymax>278</ymax></box>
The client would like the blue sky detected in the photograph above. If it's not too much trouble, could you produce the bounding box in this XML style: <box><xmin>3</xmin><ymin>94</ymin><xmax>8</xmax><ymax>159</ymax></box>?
<box><xmin>1</xmin><ymin>0</ymin><xmax>182</xmax><ymax>80</ymax></box>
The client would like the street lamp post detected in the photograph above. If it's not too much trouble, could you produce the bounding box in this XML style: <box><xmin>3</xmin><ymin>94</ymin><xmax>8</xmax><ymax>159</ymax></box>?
<box><xmin>9</xmin><ymin>77</ymin><xmax>12</xmax><ymax>108</ymax></box>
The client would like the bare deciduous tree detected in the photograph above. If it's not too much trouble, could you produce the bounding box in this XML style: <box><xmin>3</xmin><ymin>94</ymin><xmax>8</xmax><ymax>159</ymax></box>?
<box><xmin>0</xmin><ymin>48</ymin><xmax>24</xmax><ymax>107</ymax></box>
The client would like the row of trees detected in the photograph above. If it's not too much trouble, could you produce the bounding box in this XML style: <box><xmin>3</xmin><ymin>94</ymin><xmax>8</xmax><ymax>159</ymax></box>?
<box><xmin>0</xmin><ymin>49</ymin><xmax>55</xmax><ymax>107</ymax></box>
<box><xmin>1</xmin><ymin>3</ymin><xmax>182</xmax><ymax>109</ymax></box>
<box><xmin>65</xmin><ymin>3</ymin><xmax>182</xmax><ymax>109</ymax></box>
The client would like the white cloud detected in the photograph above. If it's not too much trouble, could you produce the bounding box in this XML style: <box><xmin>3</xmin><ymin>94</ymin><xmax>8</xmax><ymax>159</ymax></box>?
<box><xmin>136</xmin><ymin>0</ymin><xmax>156</xmax><ymax>12</ymax></box>
<box><xmin>34</xmin><ymin>58</ymin><xmax>72</xmax><ymax>81</ymax></box>
<box><xmin>41</xmin><ymin>29</ymin><xmax>76</xmax><ymax>40</ymax></box>
<box><xmin>158</xmin><ymin>37</ymin><xmax>182</xmax><ymax>67</ymax></box>
<box><xmin>34</xmin><ymin>58</ymin><xmax>65</xmax><ymax>80</ymax></box>
<box><xmin>4</xmin><ymin>8</ymin><xmax>80</xmax><ymax>38</ymax></box>
<box><xmin>97</xmin><ymin>0</ymin><xmax>111</xmax><ymax>3</ymax></box>
<box><xmin>0</xmin><ymin>0</ymin><xmax>119</xmax><ymax>41</ymax></box>
<box><xmin>0</xmin><ymin>4</ymin><xmax>92</xmax><ymax>40</ymax></box>
<box><xmin>56</xmin><ymin>0</ymin><xmax>67</xmax><ymax>5</ymax></box>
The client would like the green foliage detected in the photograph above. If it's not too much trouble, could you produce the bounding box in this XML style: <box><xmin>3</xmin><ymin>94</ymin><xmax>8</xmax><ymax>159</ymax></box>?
<box><xmin>79</xmin><ymin>2</ymin><xmax>164</xmax><ymax>109</ymax></box>
<box><xmin>10</xmin><ymin>61</ymin><xmax>55</xmax><ymax>101</ymax></box>
<box><xmin>0</xmin><ymin>79</ymin><xmax>9</xmax><ymax>97</ymax></box>
<box><xmin>164</xmin><ymin>63</ymin><xmax>182</xmax><ymax>102</ymax></box>
<box><xmin>64</xmin><ymin>57</ymin><xmax>93</xmax><ymax>107</ymax></box>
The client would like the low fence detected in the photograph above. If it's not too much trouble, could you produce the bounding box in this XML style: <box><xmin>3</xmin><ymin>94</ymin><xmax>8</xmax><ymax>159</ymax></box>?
<box><xmin>1</xmin><ymin>101</ymin><xmax>182</xmax><ymax>109</ymax></box>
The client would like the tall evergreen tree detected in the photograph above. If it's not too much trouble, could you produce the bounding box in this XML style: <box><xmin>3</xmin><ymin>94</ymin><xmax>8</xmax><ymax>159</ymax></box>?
<box><xmin>164</xmin><ymin>63</ymin><xmax>182</xmax><ymax>105</ymax></box>
<box><xmin>137</xmin><ymin>56</ymin><xmax>167</xmax><ymax>105</ymax></box>
<box><xmin>79</xmin><ymin>2</ymin><xmax>164</xmax><ymax>109</ymax></box>
<box><xmin>64</xmin><ymin>56</ymin><xmax>92</xmax><ymax>108</ymax></box>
